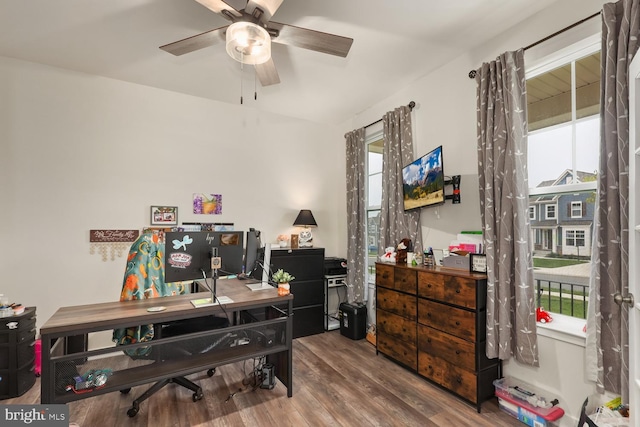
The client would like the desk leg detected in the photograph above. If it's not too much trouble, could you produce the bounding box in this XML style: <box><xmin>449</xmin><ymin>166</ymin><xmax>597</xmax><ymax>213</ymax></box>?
<box><xmin>286</xmin><ymin>298</ymin><xmax>293</xmax><ymax>397</ymax></box>
<box><xmin>40</xmin><ymin>336</ymin><xmax>52</xmax><ymax>404</ymax></box>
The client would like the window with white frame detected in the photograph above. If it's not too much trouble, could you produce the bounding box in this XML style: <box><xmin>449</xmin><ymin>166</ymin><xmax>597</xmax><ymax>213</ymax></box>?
<box><xmin>526</xmin><ymin>36</ymin><xmax>600</xmax><ymax>321</ymax></box>
<box><xmin>529</xmin><ymin>206</ymin><xmax>536</xmax><ymax>220</ymax></box>
<box><xmin>566</xmin><ymin>229</ymin><xmax>586</xmax><ymax>247</ymax></box>
<box><xmin>571</xmin><ymin>201</ymin><xmax>583</xmax><ymax>218</ymax></box>
<box><xmin>545</xmin><ymin>204</ymin><xmax>556</xmax><ymax>220</ymax></box>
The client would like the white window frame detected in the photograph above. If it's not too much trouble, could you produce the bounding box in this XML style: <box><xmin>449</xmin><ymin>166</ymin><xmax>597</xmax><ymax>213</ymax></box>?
<box><xmin>545</xmin><ymin>204</ymin><xmax>557</xmax><ymax>220</ymax></box>
<box><xmin>571</xmin><ymin>201</ymin><xmax>583</xmax><ymax>218</ymax></box>
<box><xmin>529</xmin><ymin>206</ymin><xmax>536</xmax><ymax>220</ymax></box>
<box><xmin>525</xmin><ymin>33</ymin><xmax>601</xmax><ymax>345</ymax></box>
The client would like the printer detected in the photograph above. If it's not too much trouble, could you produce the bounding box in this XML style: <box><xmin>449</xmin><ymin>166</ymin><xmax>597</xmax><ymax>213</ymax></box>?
<box><xmin>324</xmin><ymin>257</ymin><xmax>347</xmax><ymax>276</ymax></box>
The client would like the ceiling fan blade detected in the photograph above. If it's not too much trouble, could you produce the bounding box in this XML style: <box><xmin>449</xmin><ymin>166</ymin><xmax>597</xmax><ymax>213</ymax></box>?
<box><xmin>160</xmin><ymin>26</ymin><xmax>228</xmax><ymax>56</ymax></box>
<box><xmin>195</xmin><ymin>0</ymin><xmax>242</xmax><ymax>19</ymax></box>
<box><xmin>268</xmin><ymin>22</ymin><xmax>353</xmax><ymax>58</ymax></box>
<box><xmin>245</xmin><ymin>0</ymin><xmax>284</xmax><ymax>23</ymax></box>
<box><xmin>255</xmin><ymin>58</ymin><xmax>280</xmax><ymax>86</ymax></box>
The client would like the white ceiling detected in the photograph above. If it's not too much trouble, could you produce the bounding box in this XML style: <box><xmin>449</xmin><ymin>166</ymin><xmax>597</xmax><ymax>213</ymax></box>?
<box><xmin>0</xmin><ymin>0</ymin><xmax>560</xmax><ymax>125</ymax></box>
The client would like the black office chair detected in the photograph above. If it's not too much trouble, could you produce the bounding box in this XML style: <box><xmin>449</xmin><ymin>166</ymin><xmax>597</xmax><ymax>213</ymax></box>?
<box><xmin>113</xmin><ymin>232</ymin><xmax>227</xmax><ymax>417</ymax></box>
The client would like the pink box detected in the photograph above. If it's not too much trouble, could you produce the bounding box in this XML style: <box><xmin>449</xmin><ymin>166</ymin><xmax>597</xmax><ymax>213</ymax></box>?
<box><xmin>34</xmin><ymin>339</ymin><xmax>41</xmax><ymax>377</ymax></box>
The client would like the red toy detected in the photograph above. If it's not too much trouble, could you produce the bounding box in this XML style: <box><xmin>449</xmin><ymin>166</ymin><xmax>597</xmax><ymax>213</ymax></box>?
<box><xmin>536</xmin><ymin>307</ymin><xmax>553</xmax><ymax>323</ymax></box>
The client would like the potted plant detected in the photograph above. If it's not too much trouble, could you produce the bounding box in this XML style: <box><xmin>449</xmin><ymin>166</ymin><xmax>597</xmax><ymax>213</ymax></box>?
<box><xmin>272</xmin><ymin>269</ymin><xmax>295</xmax><ymax>296</ymax></box>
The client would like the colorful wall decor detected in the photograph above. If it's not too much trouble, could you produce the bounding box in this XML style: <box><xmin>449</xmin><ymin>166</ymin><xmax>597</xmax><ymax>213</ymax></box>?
<box><xmin>193</xmin><ymin>193</ymin><xmax>222</xmax><ymax>215</ymax></box>
<box><xmin>150</xmin><ymin>206</ymin><xmax>178</xmax><ymax>225</ymax></box>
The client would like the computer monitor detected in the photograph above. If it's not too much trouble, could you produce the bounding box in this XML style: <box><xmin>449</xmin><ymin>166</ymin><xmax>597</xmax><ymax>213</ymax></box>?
<box><xmin>164</xmin><ymin>231</ymin><xmax>244</xmax><ymax>283</ymax></box>
<box><xmin>244</xmin><ymin>228</ymin><xmax>262</xmax><ymax>277</ymax></box>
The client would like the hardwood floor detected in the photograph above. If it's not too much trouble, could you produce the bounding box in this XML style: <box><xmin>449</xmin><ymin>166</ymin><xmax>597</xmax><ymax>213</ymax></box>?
<box><xmin>6</xmin><ymin>331</ymin><xmax>520</xmax><ymax>426</ymax></box>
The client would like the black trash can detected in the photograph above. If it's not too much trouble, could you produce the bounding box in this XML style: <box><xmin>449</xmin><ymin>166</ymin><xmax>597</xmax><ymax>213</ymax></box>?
<box><xmin>339</xmin><ymin>302</ymin><xmax>367</xmax><ymax>340</ymax></box>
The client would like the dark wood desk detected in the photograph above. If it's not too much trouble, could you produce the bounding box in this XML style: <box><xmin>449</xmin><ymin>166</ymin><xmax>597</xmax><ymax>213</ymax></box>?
<box><xmin>40</xmin><ymin>279</ymin><xmax>293</xmax><ymax>404</ymax></box>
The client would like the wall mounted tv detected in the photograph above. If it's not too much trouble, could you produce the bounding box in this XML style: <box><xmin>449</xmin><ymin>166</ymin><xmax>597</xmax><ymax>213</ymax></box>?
<box><xmin>402</xmin><ymin>145</ymin><xmax>445</xmax><ymax>210</ymax></box>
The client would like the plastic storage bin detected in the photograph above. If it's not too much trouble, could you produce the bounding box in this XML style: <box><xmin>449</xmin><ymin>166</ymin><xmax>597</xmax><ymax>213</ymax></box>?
<box><xmin>339</xmin><ymin>302</ymin><xmax>367</xmax><ymax>340</ymax></box>
<box><xmin>494</xmin><ymin>376</ymin><xmax>565</xmax><ymax>427</ymax></box>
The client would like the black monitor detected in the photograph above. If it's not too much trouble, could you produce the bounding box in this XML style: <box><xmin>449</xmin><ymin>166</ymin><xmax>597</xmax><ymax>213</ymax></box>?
<box><xmin>244</xmin><ymin>228</ymin><xmax>262</xmax><ymax>277</ymax></box>
<box><xmin>164</xmin><ymin>231</ymin><xmax>244</xmax><ymax>283</ymax></box>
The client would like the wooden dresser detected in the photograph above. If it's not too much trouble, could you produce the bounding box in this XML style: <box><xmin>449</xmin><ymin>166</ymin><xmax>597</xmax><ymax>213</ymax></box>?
<box><xmin>375</xmin><ymin>263</ymin><xmax>500</xmax><ymax>412</ymax></box>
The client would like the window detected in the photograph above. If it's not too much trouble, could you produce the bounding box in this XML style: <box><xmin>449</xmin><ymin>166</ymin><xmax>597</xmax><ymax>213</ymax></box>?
<box><xmin>571</xmin><ymin>201</ymin><xmax>583</xmax><ymax>218</ymax></box>
<box><xmin>529</xmin><ymin>206</ymin><xmax>536</xmax><ymax>220</ymax></box>
<box><xmin>566</xmin><ymin>230</ymin><xmax>586</xmax><ymax>247</ymax></box>
<box><xmin>526</xmin><ymin>39</ymin><xmax>600</xmax><ymax>322</ymax></box>
<box><xmin>366</xmin><ymin>134</ymin><xmax>383</xmax><ymax>284</ymax></box>
<box><xmin>545</xmin><ymin>204</ymin><xmax>556</xmax><ymax>220</ymax></box>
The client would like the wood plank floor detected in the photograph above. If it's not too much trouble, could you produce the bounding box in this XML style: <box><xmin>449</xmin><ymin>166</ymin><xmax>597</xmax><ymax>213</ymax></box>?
<box><xmin>6</xmin><ymin>331</ymin><xmax>521</xmax><ymax>426</ymax></box>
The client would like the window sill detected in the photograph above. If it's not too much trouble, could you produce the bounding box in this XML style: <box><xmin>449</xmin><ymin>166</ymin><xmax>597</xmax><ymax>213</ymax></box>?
<box><xmin>536</xmin><ymin>313</ymin><xmax>586</xmax><ymax>347</ymax></box>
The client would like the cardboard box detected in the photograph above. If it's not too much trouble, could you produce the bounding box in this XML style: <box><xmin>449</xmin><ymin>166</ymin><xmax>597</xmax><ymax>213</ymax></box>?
<box><xmin>442</xmin><ymin>255</ymin><xmax>470</xmax><ymax>270</ymax></box>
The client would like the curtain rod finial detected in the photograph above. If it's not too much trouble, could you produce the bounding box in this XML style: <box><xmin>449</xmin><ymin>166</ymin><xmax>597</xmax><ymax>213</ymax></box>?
<box><xmin>408</xmin><ymin>101</ymin><xmax>415</xmax><ymax>110</ymax></box>
<box><xmin>468</xmin><ymin>70</ymin><xmax>477</xmax><ymax>79</ymax></box>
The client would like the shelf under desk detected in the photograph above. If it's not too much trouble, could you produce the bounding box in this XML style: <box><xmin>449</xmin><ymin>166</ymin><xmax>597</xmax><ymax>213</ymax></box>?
<box><xmin>40</xmin><ymin>279</ymin><xmax>293</xmax><ymax>404</ymax></box>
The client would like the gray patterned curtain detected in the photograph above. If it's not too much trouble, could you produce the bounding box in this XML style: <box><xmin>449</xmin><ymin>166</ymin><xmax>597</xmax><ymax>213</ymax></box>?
<box><xmin>585</xmin><ymin>0</ymin><xmax>637</xmax><ymax>399</ymax></box>
<box><xmin>476</xmin><ymin>49</ymin><xmax>539</xmax><ymax>366</ymax></box>
<box><xmin>345</xmin><ymin>127</ymin><xmax>367</xmax><ymax>303</ymax></box>
<box><xmin>379</xmin><ymin>106</ymin><xmax>423</xmax><ymax>255</ymax></box>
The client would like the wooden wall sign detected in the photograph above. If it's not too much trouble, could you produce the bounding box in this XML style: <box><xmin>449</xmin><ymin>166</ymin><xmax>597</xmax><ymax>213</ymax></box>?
<box><xmin>90</xmin><ymin>230</ymin><xmax>140</xmax><ymax>243</ymax></box>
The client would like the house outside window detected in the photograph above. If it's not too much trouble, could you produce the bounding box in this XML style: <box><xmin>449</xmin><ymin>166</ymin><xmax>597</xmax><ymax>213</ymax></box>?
<box><xmin>366</xmin><ymin>134</ymin><xmax>383</xmax><ymax>284</ymax></box>
<box><xmin>529</xmin><ymin>206</ymin><xmax>536</xmax><ymax>221</ymax></box>
<box><xmin>526</xmin><ymin>38</ymin><xmax>600</xmax><ymax>320</ymax></box>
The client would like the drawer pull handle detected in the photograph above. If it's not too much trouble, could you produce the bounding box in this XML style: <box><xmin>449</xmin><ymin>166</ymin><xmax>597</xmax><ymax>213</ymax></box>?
<box><xmin>455</xmin><ymin>321</ymin><xmax>460</xmax><ymax>326</ymax></box>
<box><xmin>427</xmin><ymin>313</ymin><xmax>431</xmax><ymax>317</ymax></box>
<box><xmin>456</xmin><ymin>377</ymin><xmax>462</xmax><ymax>384</ymax></box>
<box><xmin>456</xmin><ymin>289</ymin><xmax>461</xmax><ymax>294</ymax></box>
<box><xmin>455</xmin><ymin>350</ymin><xmax>460</xmax><ymax>355</ymax></box>
<box><xmin>427</xmin><ymin>338</ymin><xmax>431</xmax><ymax>343</ymax></box>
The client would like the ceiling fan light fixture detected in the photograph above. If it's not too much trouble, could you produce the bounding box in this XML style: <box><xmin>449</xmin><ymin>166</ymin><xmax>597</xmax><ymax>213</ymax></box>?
<box><xmin>226</xmin><ymin>21</ymin><xmax>271</xmax><ymax>65</ymax></box>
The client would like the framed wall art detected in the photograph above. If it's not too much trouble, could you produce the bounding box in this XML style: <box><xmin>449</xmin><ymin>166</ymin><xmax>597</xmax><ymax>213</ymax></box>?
<box><xmin>150</xmin><ymin>206</ymin><xmax>178</xmax><ymax>226</ymax></box>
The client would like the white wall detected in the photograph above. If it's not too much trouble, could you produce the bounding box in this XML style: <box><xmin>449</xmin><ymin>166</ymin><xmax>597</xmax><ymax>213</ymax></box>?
<box><xmin>0</xmin><ymin>56</ymin><xmax>347</xmax><ymax>341</ymax></box>
<box><xmin>338</xmin><ymin>0</ymin><xmax>606</xmax><ymax>424</ymax></box>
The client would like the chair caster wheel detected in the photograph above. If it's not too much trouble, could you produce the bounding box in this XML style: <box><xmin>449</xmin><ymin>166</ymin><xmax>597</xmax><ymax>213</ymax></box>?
<box><xmin>207</xmin><ymin>368</ymin><xmax>216</xmax><ymax>377</ymax></box>
<box><xmin>127</xmin><ymin>405</ymin><xmax>139</xmax><ymax>417</ymax></box>
<box><xmin>193</xmin><ymin>390</ymin><xmax>203</xmax><ymax>402</ymax></box>
<box><xmin>120</xmin><ymin>388</ymin><xmax>131</xmax><ymax>394</ymax></box>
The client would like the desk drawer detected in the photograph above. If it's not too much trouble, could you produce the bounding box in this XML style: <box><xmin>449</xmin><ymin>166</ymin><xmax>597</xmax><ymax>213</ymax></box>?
<box><xmin>418</xmin><ymin>352</ymin><xmax>477</xmax><ymax>404</ymax></box>
<box><xmin>377</xmin><ymin>288</ymin><xmax>416</xmax><ymax>321</ymax></box>
<box><xmin>418</xmin><ymin>299</ymin><xmax>475</xmax><ymax>342</ymax></box>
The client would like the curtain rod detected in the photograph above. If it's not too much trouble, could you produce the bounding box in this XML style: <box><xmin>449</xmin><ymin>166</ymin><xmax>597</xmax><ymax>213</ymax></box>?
<box><xmin>362</xmin><ymin>101</ymin><xmax>415</xmax><ymax>129</ymax></box>
<box><xmin>467</xmin><ymin>11</ymin><xmax>601</xmax><ymax>79</ymax></box>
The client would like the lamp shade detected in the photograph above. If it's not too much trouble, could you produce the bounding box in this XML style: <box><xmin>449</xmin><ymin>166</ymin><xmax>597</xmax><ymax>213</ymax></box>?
<box><xmin>225</xmin><ymin>21</ymin><xmax>271</xmax><ymax>65</ymax></box>
<box><xmin>293</xmin><ymin>210</ymin><xmax>317</xmax><ymax>227</ymax></box>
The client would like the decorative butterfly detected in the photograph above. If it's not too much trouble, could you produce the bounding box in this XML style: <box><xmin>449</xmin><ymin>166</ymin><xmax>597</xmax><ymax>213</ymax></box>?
<box><xmin>172</xmin><ymin>235</ymin><xmax>193</xmax><ymax>251</ymax></box>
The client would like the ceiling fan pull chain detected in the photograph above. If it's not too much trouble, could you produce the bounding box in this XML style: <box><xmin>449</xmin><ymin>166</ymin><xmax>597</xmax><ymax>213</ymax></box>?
<box><xmin>240</xmin><ymin>54</ymin><xmax>244</xmax><ymax>105</ymax></box>
<box><xmin>254</xmin><ymin>70</ymin><xmax>258</xmax><ymax>101</ymax></box>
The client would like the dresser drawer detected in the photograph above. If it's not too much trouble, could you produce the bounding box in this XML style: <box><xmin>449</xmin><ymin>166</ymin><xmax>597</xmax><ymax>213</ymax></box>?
<box><xmin>418</xmin><ymin>271</ymin><xmax>477</xmax><ymax>309</ymax></box>
<box><xmin>377</xmin><ymin>288</ymin><xmax>417</xmax><ymax>320</ymax></box>
<box><xmin>418</xmin><ymin>352</ymin><xmax>477</xmax><ymax>404</ymax></box>
<box><xmin>378</xmin><ymin>331</ymin><xmax>417</xmax><ymax>370</ymax></box>
<box><xmin>418</xmin><ymin>324</ymin><xmax>475</xmax><ymax>371</ymax></box>
<box><xmin>377</xmin><ymin>264</ymin><xmax>416</xmax><ymax>294</ymax></box>
<box><xmin>376</xmin><ymin>263</ymin><xmax>395</xmax><ymax>288</ymax></box>
<box><xmin>418</xmin><ymin>299</ymin><xmax>475</xmax><ymax>341</ymax></box>
<box><xmin>377</xmin><ymin>309</ymin><xmax>416</xmax><ymax>343</ymax></box>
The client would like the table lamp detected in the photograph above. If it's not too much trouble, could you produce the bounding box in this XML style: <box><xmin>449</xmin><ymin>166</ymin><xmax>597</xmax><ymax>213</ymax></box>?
<box><xmin>293</xmin><ymin>209</ymin><xmax>317</xmax><ymax>248</ymax></box>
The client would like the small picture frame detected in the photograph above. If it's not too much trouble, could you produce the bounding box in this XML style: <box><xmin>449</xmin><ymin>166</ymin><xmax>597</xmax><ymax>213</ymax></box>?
<box><xmin>150</xmin><ymin>206</ymin><xmax>178</xmax><ymax>226</ymax></box>
<box><xmin>470</xmin><ymin>253</ymin><xmax>487</xmax><ymax>274</ymax></box>
<box><xmin>290</xmin><ymin>234</ymin><xmax>299</xmax><ymax>249</ymax></box>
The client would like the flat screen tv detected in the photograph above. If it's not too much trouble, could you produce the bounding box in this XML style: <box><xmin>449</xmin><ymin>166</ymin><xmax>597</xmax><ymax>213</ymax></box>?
<box><xmin>402</xmin><ymin>145</ymin><xmax>445</xmax><ymax>210</ymax></box>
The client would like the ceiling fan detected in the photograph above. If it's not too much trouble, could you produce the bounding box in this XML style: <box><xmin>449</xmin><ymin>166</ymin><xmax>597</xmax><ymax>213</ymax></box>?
<box><xmin>160</xmin><ymin>0</ymin><xmax>354</xmax><ymax>86</ymax></box>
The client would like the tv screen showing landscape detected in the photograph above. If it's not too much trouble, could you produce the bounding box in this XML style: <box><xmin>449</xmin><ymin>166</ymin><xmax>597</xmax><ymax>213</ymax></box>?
<box><xmin>402</xmin><ymin>145</ymin><xmax>445</xmax><ymax>210</ymax></box>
